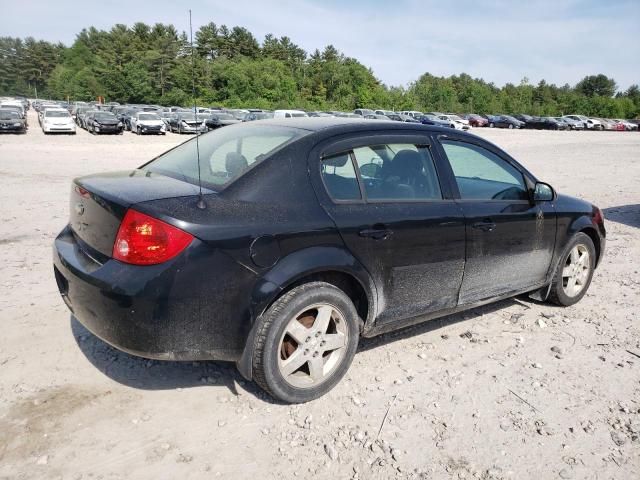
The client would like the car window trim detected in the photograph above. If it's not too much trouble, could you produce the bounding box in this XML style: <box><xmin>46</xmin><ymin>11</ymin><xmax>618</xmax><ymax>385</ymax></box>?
<box><xmin>317</xmin><ymin>132</ymin><xmax>457</xmax><ymax>205</ymax></box>
<box><xmin>321</xmin><ymin>143</ymin><xmax>449</xmax><ymax>205</ymax></box>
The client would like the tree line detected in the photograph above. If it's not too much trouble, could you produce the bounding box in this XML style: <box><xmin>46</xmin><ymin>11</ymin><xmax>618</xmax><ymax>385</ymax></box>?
<box><xmin>1</xmin><ymin>22</ymin><xmax>638</xmax><ymax>118</ymax></box>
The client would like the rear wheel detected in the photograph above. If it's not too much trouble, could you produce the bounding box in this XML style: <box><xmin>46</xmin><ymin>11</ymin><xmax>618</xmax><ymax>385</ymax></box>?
<box><xmin>548</xmin><ymin>233</ymin><xmax>596</xmax><ymax>306</ymax></box>
<box><xmin>489</xmin><ymin>122</ymin><xmax>495</xmax><ymax>128</ymax></box>
<box><xmin>251</xmin><ymin>282</ymin><xmax>360</xmax><ymax>403</ymax></box>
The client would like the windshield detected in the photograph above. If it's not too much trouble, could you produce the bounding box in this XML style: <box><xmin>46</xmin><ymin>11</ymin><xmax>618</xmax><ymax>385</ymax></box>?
<box><xmin>45</xmin><ymin>111</ymin><xmax>71</xmax><ymax>118</ymax></box>
<box><xmin>181</xmin><ymin>114</ymin><xmax>209</xmax><ymax>121</ymax></box>
<box><xmin>144</xmin><ymin>125</ymin><xmax>306</xmax><ymax>189</ymax></box>
<box><xmin>0</xmin><ymin>111</ymin><xmax>19</xmax><ymax>120</ymax></box>
<box><xmin>95</xmin><ymin>113</ymin><xmax>115</xmax><ymax>120</ymax></box>
<box><xmin>138</xmin><ymin>113</ymin><xmax>160</xmax><ymax>120</ymax></box>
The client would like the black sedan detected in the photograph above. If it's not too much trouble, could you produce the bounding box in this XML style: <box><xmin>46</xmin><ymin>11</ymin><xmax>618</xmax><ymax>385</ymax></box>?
<box><xmin>487</xmin><ymin>115</ymin><xmax>525</xmax><ymax>129</ymax></box>
<box><xmin>204</xmin><ymin>112</ymin><xmax>242</xmax><ymax>130</ymax></box>
<box><xmin>0</xmin><ymin>110</ymin><xmax>27</xmax><ymax>133</ymax></box>
<box><xmin>526</xmin><ymin>117</ymin><xmax>569</xmax><ymax>130</ymax></box>
<box><xmin>53</xmin><ymin>119</ymin><xmax>606</xmax><ymax>403</ymax></box>
<box><xmin>86</xmin><ymin>112</ymin><xmax>124</xmax><ymax>135</ymax></box>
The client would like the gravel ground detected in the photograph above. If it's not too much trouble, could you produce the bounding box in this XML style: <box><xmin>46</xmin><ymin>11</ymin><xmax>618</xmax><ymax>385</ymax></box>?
<box><xmin>1</xmin><ymin>112</ymin><xmax>639</xmax><ymax>480</ymax></box>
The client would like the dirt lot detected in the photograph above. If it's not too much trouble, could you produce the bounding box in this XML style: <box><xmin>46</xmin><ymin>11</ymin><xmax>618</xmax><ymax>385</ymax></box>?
<box><xmin>1</xmin><ymin>112</ymin><xmax>639</xmax><ymax>480</ymax></box>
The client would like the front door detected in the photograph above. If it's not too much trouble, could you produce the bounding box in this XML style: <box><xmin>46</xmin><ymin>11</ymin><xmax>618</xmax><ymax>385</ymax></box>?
<box><xmin>314</xmin><ymin>135</ymin><xmax>466</xmax><ymax>324</ymax></box>
<box><xmin>437</xmin><ymin>138</ymin><xmax>557</xmax><ymax>304</ymax></box>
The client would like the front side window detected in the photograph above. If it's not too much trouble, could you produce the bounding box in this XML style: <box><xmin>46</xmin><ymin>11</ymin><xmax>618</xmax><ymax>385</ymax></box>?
<box><xmin>440</xmin><ymin>140</ymin><xmax>528</xmax><ymax>201</ymax></box>
<box><xmin>352</xmin><ymin>144</ymin><xmax>442</xmax><ymax>200</ymax></box>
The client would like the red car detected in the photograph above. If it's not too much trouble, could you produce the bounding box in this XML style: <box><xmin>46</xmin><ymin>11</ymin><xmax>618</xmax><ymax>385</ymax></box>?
<box><xmin>463</xmin><ymin>114</ymin><xmax>488</xmax><ymax>127</ymax></box>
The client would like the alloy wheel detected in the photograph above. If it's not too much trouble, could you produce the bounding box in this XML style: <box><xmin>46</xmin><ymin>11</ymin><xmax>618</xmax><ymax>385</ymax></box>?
<box><xmin>277</xmin><ymin>303</ymin><xmax>349</xmax><ymax>389</ymax></box>
<box><xmin>562</xmin><ymin>244</ymin><xmax>591</xmax><ymax>297</ymax></box>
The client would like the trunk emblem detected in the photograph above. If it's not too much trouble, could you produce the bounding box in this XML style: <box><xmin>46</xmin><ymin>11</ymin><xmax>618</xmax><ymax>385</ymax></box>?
<box><xmin>75</xmin><ymin>203</ymin><xmax>85</xmax><ymax>216</ymax></box>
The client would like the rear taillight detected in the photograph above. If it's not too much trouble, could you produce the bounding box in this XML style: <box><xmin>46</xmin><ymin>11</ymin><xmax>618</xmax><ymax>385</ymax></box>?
<box><xmin>113</xmin><ymin>209</ymin><xmax>193</xmax><ymax>265</ymax></box>
<box><xmin>593</xmin><ymin>206</ymin><xmax>604</xmax><ymax>226</ymax></box>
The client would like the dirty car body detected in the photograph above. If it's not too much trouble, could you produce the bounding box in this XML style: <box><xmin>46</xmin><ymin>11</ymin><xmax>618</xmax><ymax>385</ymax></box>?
<box><xmin>53</xmin><ymin>119</ymin><xmax>605</xmax><ymax>386</ymax></box>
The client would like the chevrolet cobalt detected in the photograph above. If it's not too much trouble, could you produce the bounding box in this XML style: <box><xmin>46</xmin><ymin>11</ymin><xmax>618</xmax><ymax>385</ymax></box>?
<box><xmin>53</xmin><ymin>119</ymin><xmax>605</xmax><ymax>403</ymax></box>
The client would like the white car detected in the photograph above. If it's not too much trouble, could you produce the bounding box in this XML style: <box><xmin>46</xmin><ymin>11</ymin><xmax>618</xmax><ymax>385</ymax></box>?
<box><xmin>273</xmin><ymin>109</ymin><xmax>308</xmax><ymax>119</ymax></box>
<box><xmin>400</xmin><ymin>110</ymin><xmax>424</xmax><ymax>119</ymax></box>
<box><xmin>438</xmin><ymin>114</ymin><xmax>471</xmax><ymax>130</ymax></box>
<box><xmin>130</xmin><ymin>112</ymin><xmax>166</xmax><ymax>135</ymax></box>
<box><xmin>41</xmin><ymin>108</ymin><xmax>76</xmax><ymax>134</ymax></box>
<box><xmin>563</xmin><ymin>115</ymin><xmax>602</xmax><ymax>130</ymax></box>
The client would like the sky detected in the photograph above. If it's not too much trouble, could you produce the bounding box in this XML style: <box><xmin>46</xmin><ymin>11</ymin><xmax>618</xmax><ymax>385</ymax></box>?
<box><xmin>1</xmin><ymin>0</ymin><xmax>638</xmax><ymax>90</ymax></box>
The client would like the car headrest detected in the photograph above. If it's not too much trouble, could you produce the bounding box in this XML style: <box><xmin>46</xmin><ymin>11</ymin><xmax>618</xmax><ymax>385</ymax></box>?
<box><xmin>225</xmin><ymin>152</ymin><xmax>249</xmax><ymax>177</ymax></box>
<box><xmin>390</xmin><ymin>150</ymin><xmax>423</xmax><ymax>178</ymax></box>
<box><xmin>324</xmin><ymin>153</ymin><xmax>350</xmax><ymax>168</ymax></box>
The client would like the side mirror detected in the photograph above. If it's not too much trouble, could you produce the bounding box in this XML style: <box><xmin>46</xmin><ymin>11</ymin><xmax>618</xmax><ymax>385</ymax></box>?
<box><xmin>534</xmin><ymin>182</ymin><xmax>554</xmax><ymax>202</ymax></box>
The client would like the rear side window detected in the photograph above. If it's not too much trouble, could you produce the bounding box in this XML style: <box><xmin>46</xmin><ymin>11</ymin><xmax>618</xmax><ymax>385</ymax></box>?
<box><xmin>145</xmin><ymin>125</ymin><xmax>305</xmax><ymax>189</ymax></box>
<box><xmin>440</xmin><ymin>140</ymin><xmax>528</xmax><ymax>201</ymax></box>
<box><xmin>321</xmin><ymin>153</ymin><xmax>361</xmax><ymax>200</ymax></box>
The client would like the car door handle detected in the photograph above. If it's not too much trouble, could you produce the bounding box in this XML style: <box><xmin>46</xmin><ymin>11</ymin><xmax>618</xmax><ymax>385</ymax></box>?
<box><xmin>359</xmin><ymin>228</ymin><xmax>393</xmax><ymax>240</ymax></box>
<box><xmin>472</xmin><ymin>221</ymin><xmax>496</xmax><ymax>232</ymax></box>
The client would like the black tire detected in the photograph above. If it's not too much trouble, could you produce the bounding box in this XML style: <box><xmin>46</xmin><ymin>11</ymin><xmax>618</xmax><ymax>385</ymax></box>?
<box><xmin>489</xmin><ymin>122</ymin><xmax>495</xmax><ymax>128</ymax></box>
<box><xmin>508</xmin><ymin>123</ymin><xmax>514</xmax><ymax>129</ymax></box>
<box><xmin>548</xmin><ymin>232</ymin><xmax>596</xmax><ymax>307</ymax></box>
<box><xmin>136</xmin><ymin>126</ymin><xmax>141</xmax><ymax>135</ymax></box>
<box><xmin>251</xmin><ymin>282</ymin><xmax>360</xmax><ymax>403</ymax></box>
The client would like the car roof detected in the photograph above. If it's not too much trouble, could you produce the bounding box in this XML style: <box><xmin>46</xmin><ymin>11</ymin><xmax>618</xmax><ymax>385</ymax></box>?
<box><xmin>245</xmin><ymin>117</ymin><xmax>465</xmax><ymax>137</ymax></box>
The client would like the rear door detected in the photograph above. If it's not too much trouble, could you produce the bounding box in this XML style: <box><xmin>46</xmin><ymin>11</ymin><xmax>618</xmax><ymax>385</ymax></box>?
<box><xmin>311</xmin><ymin>133</ymin><xmax>466</xmax><ymax>325</ymax></box>
<box><xmin>434</xmin><ymin>136</ymin><xmax>556</xmax><ymax>304</ymax></box>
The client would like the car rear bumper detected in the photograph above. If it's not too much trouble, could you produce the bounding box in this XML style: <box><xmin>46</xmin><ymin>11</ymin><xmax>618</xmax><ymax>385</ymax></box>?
<box><xmin>53</xmin><ymin>225</ymin><xmax>253</xmax><ymax>361</ymax></box>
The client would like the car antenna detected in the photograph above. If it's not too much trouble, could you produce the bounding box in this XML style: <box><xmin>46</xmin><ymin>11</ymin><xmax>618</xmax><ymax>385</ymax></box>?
<box><xmin>189</xmin><ymin>9</ymin><xmax>206</xmax><ymax>210</ymax></box>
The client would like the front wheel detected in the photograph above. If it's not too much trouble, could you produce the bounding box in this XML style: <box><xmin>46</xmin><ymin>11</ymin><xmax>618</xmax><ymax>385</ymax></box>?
<box><xmin>136</xmin><ymin>126</ymin><xmax>141</xmax><ymax>135</ymax></box>
<box><xmin>489</xmin><ymin>122</ymin><xmax>495</xmax><ymax>128</ymax></box>
<box><xmin>548</xmin><ymin>232</ymin><xmax>596</xmax><ymax>306</ymax></box>
<box><xmin>508</xmin><ymin>124</ymin><xmax>514</xmax><ymax>129</ymax></box>
<box><xmin>251</xmin><ymin>282</ymin><xmax>360</xmax><ymax>403</ymax></box>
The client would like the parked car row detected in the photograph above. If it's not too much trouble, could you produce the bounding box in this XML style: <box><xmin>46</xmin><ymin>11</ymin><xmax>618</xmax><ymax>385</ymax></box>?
<box><xmin>6</xmin><ymin>97</ymin><xmax>640</xmax><ymax>137</ymax></box>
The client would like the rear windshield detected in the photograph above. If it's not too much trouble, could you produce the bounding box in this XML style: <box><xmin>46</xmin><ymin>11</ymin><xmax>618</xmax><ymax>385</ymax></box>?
<box><xmin>144</xmin><ymin>125</ymin><xmax>306</xmax><ymax>189</ymax></box>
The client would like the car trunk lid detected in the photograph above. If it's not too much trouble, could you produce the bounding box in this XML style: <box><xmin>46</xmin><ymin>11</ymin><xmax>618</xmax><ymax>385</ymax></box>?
<box><xmin>70</xmin><ymin>170</ymin><xmax>213</xmax><ymax>258</ymax></box>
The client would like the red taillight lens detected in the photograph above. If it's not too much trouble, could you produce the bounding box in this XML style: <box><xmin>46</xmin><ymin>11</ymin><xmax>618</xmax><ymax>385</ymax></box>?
<box><xmin>113</xmin><ymin>209</ymin><xmax>193</xmax><ymax>265</ymax></box>
<box><xmin>593</xmin><ymin>206</ymin><xmax>604</xmax><ymax>226</ymax></box>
